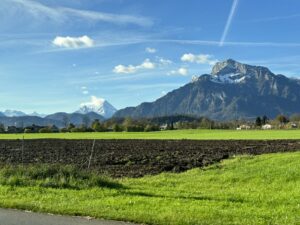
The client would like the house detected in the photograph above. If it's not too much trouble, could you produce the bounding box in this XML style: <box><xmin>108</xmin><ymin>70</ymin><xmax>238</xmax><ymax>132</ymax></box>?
<box><xmin>240</xmin><ymin>124</ymin><xmax>251</xmax><ymax>130</ymax></box>
<box><xmin>262</xmin><ymin>124</ymin><xmax>272</xmax><ymax>130</ymax></box>
<box><xmin>160</xmin><ymin>124</ymin><xmax>168</xmax><ymax>130</ymax></box>
<box><xmin>291</xmin><ymin>123</ymin><xmax>298</xmax><ymax>128</ymax></box>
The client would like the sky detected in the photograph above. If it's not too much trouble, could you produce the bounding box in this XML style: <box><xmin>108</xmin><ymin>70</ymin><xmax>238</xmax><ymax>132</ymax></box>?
<box><xmin>1</xmin><ymin>0</ymin><xmax>300</xmax><ymax>114</ymax></box>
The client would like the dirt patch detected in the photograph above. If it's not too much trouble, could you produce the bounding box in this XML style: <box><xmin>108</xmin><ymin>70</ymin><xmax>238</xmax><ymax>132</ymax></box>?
<box><xmin>0</xmin><ymin>139</ymin><xmax>300</xmax><ymax>177</ymax></box>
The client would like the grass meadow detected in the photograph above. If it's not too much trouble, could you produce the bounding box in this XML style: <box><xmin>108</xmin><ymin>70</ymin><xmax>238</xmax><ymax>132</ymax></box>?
<box><xmin>0</xmin><ymin>152</ymin><xmax>299</xmax><ymax>225</ymax></box>
<box><xmin>1</xmin><ymin>129</ymin><xmax>300</xmax><ymax>139</ymax></box>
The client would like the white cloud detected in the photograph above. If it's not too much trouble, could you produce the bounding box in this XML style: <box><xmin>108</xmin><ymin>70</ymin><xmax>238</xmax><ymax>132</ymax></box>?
<box><xmin>145</xmin><ymin>47</ymin><xmax>157</xmax><ymax>53</ymax></box>
<box><xmin>82</xmin><ymin>90</ymin><xmax>89</xmax><ymax>95</ymax></box>
<box><xmin>7</xmin><ymin>0</ymin><xmax>153</xmax><ymax>27</ymax></box>
<box><xmin>113</xmin><ymin>65</ymin><xmax>137</xmax><ymax>74</ymax></box>
<box><xmin>157</xmin><ymin>57</ymin><xmax>173</xmax><ymax>66</ymax></box>
<box><xmin>140</xmin><ymin>58</ymin><xmax>155</xmax><ymax>69</ymax></box>
<box><xmin>80</xmin><ymin>96</ymin><xmax>105</xmax><ymax>108</ymax></box>
<box><xmin>181</xmin><ymin>53</ymin><xmax>217</xmax><ymax>65</ymax></box>
<box><xmin>113</xmin><ymin>59</ymin><xmax>155</xmax><ymax>74</ymax></box>
<box><xmin>53</xmin><ymin>35</ymin><xmax>94</xmax><ymax>49</ymax></box>
<box><xmin>168</xmin><ymin>67</ymin><xmax>188</xmax><ymax>76</ymax></box>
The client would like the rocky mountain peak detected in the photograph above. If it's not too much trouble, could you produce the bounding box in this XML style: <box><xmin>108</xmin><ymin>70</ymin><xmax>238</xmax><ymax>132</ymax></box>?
<box><xmin>211</xmin><ymin>59</ymin><xmax>247</xmax><ymax>76</ymax></box>
<box><xmin>77</xmin><ymin>97</ymin><xmax>117</xmax><ymax>118</ymax></box>
<box><xmin>211</xmin><ymin>59</ymin><xmax>271</xmax><ymax>77</ymax></box>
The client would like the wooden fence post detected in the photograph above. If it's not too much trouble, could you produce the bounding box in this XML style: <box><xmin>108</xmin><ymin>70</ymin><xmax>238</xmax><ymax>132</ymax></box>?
<box><xmin>88</xmin><ymin>139</ymin><xmax>96</xmax><ymax>169</ymax></box>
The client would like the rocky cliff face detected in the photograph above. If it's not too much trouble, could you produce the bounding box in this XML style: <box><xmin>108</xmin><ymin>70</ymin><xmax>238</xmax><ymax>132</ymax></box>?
<box><xmin>114</xmin><ymin>59</ymin><xmax>300</xmax><ymax>120</ymax></box>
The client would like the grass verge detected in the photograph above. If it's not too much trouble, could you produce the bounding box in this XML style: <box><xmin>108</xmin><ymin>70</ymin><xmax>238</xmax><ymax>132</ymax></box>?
<box><xmin>0</xmin><ymin>152</ymin><xmax>299</xmax><ymax>225</ymax></box>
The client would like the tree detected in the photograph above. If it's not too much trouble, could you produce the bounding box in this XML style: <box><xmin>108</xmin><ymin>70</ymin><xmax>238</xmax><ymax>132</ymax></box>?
<box><xmin>112</xmin><ymin>124</ymin><xmax>123</xmax><ymax>132</ymax></box>
<box><xmin>67</xmin><ymin>123</ymin><xmax>75</xmax><ymax>131</ymax></box>
<box><xmin>290</xmin><ymin>113</ymin><xmax>300</xmax><ymax>122</ymax></box>
<box><xmin>144</xmin><ymin>124</ymin><xmax>159</xmax><ymax>132</ymax></box>
<box><xmin>262</xmin><ymin>115</ymin><xmax>268</xmax><ymax>125</ymax></box>
<box><xmin>0</xmin><ymin>123</ymin><xmax>5</xmax><ymax>133</ymax></box>
<box><xmin>255</xmin><ymin>117</ymin><xmax>262</xmax><ymax>127</ymax></box>
<box><xmin>62</xmin><ymin>115</ymin><xmax>70</xmax><ymax>128</ymax></box>
<box><xmin>276</xmin><ymin>114</ymin><xmax>289</xmax><ymax>124</ymax></box>
<box><xmin>39</xmin><ymin>127</ymin><xmax>52</xmax><ymax>133</ymax></box>
<box><xmin>92</xmin><ymin>119</ymin><xmax>105</xmax><ymax>132</ymax></box>
<box><xmin>82</xmin><ymin>115</ymin><xmax>90</xmax><ymax>127</ymax></box>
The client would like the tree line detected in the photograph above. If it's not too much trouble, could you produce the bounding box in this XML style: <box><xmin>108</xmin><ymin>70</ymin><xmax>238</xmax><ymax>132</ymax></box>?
<box><xmin>1</xmin><ymin>113</ymin><xmax>300</xmax><ymax>134</ymax></box>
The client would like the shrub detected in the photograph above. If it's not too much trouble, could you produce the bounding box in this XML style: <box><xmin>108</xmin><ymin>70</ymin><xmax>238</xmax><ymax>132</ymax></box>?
<box><xmin>39</xmin><ymin>127</ymin><xmax>53</xmax><ymax>133</ymax></box>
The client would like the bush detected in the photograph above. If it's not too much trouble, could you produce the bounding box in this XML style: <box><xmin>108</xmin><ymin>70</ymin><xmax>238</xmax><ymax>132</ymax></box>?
<box><xmin>144</xmin><ymin>124</ymin><xmax>160</xmax><ymax>132</ymax></box>
<box><xmin>39</xmin><ymin>127</ymin><xmax>53</xmax><ymax>133</ymax></box>
<box><xmin>60</xmin><ymin>128</ymin><xmax>68</xmax><ymax>133</ymax></box>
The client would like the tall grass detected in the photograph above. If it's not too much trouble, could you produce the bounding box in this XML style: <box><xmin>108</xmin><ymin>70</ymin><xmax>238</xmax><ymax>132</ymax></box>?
<box><xmin>0</xmin><ymin>164</ymin><xmax>124</xmax><ymax>189</ymax></box>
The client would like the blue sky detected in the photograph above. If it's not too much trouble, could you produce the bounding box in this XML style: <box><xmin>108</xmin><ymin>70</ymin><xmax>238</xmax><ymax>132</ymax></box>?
<box><xmin>1</xmin><ymin>0</ymin><xmax>300</xmax><ymax>114</ymax></box>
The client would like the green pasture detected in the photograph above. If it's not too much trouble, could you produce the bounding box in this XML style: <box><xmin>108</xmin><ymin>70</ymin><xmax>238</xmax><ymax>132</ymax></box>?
<box><xmin>0</xmin><ymin>152</ymin><xmax>299</xmax><ymax>225</ymax></box>
<box><xmin>0</xmin><ymin>129</ymin><xmax>300</xmax><ymax>139</ymax></box>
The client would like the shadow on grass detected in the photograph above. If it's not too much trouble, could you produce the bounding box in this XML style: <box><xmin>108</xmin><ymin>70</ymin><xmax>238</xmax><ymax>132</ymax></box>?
<box><xmin>122</xmin><ymin>190</ymin><xmax>246</xmax><ymax>204</ymax></box>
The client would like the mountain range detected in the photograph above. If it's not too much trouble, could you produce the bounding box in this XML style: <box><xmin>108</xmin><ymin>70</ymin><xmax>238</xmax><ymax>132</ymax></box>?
<box><xmin>0</xmin><ymin>101</ymin><xmax>112</xmax><ymax>127</ymax></box>
<box><xmin>114</xmin><ymin>59</ymin><xmax>300</xmax><ymax>120</ymax></box>
<box><xmin>2</xmin><ymin>59</ymin><xmax>300</xmax><ymax>124</ymax></box>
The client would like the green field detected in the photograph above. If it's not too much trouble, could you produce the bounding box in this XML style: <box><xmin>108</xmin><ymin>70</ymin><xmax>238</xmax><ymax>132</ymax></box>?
<box><xmin>0</xmin><ymin>152</ymin><xmax>299</xmax><ymax>225</ymax></box>
<box><xmin>1</xmin><ymin>129</ymin><xmax>300</xmax><ymax>139</ymax></box>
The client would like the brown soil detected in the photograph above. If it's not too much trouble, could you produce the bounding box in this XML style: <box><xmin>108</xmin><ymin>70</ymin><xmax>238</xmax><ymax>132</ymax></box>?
<box><xmin>0</xmin><ymin>139</ymin><xmax>299</xmax><ymax>177</ymax></box>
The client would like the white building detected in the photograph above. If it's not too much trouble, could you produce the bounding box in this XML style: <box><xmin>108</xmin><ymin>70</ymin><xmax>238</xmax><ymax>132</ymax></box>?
<box><xmin>262</xmin><ymin>124</ymin><xmax>272</xmax><ymax>130</ymax></box>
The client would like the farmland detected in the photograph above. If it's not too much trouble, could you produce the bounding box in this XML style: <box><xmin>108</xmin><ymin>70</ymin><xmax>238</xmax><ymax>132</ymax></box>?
<box><xmin>0</xmin><ymin>152</ymin><xmax>299</xmax><ymax>225</ymax></box>
<box><xmin>1</xmin><ymin>129</ymin><xmax>300</xmax><ymax>140</ymax></box>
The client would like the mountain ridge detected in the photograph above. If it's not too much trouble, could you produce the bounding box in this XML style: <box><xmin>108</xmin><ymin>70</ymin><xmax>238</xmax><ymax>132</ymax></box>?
<box><xmin>114</xmin><ymin>59</ymin><xmax>300</xmax><ymax>120</ymax></box>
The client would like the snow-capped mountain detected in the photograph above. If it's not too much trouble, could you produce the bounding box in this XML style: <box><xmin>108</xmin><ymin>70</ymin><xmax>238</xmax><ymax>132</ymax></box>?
<box><xmin>115</xmin><ymin>59</ymin><xmax>300</xmax><ymax>120</ymax></box>
<box><xmin>28</xmin><ymin>112</ymin><xmax>47</xmax><ymax>118</ymax></box>
<box><xmin>0</xmin><ymin>110</ymin><xmax>47</xmax><ymax>118</ymax></box>
<box><xmin>2</xmin><ymin>110</ymin><xmax>27</xmax><ymax>117</ymax></box>
<box><xmin>77</xmin><ymin>96</ymin><xmax>117</xmax><ymax>118</ymax></box>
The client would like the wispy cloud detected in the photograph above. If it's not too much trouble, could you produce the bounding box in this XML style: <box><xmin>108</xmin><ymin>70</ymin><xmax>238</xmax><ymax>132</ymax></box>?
<box><xmin>243</xmin><ymin>13</ymin><xmax>300</xmax><ymax>23</ymax></box>
<box><xmin>168</xmin><ymin>67</ymin><xmax>189</xmax><ymax>76</ymax></box>
<box><xmin>219</xmin><ymin>0</ymin><xmax>239</xmax><ymax>46</ymax></box>
<box><xmin>81</xmin><ymin>86</ymin><xmax>89</xmax><ymax>95</ymax></box>
<box><xmin>7</xmin><ymin>0</ymin><xmax>153</xmax><ymax>27</ymax></box>
<box><xmin>160</xmin><ymin>39</ymin><xmax>300</xmax><ymax>48</ymax></box>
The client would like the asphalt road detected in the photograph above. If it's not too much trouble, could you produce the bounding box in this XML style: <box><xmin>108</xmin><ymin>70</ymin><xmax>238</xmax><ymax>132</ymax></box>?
<box><xmin>0</xmin><ymin>208</ymin><xmax>139</xmax><ymax>225</ymax></box>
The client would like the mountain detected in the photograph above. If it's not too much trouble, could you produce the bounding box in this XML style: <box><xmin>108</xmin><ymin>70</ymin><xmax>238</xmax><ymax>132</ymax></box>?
<box><xmin>114</xmin><ymin>59</ymin><xmax>300</xmax><ymax>120</ymax></box>
<box><xmin>28</xmin><ymin>112</ymin><xmax>47</xmax><ymax>118</ymax></box>
<box><xmin>77</xmin><ymin>97</ymin><xmax>117</xmax><ymax>118</ymax></box>
<box><xmin>2</xmin><ymin>110</ymin><xmax>27</xmax><ymax>117</ymax></box>
<box><xmin>45</xmin><ymin>112</ymin><xmax>104</xmax><ymax>126</ymax></box>
<box><xmin>0</xmin><ymin>112</ymin><xmax>104</xmax><ymax>128</ymax></box>
<box><xmin>0</xmin><ymin>116</ymin><xmax>63</xmax><ymax>127</ymax></box>
<box><xmin>0</xmin><ymin>110</ymin><xmax>46</xmax><ymax>118</ymax></box>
